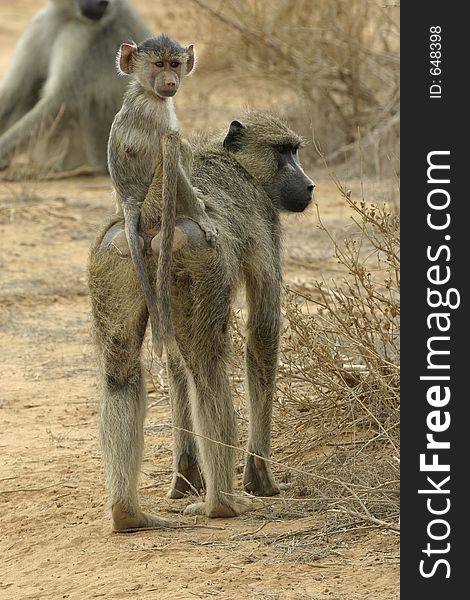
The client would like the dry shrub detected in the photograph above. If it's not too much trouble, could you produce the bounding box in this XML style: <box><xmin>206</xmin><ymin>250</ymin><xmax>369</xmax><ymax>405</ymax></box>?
<box><xmin>185</xmin><ymin>0</ymin><xmax>399</xmax><ymax>177</ymax></box>
<box><xmin>272</xmin><ymin>180</ymin><xmax>399</xmax><ymax>532</ymax></box>
<box><xmin>280</xmin><ymin>187</ymin><xmax>399</xmax><ymax>437</ymax></box>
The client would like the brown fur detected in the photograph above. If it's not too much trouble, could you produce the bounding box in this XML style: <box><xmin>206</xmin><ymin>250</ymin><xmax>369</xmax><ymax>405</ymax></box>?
<box><xmin>87</xmin><ymin>110</ymin><xmax>314</xmax><ymax>530</ymax></box>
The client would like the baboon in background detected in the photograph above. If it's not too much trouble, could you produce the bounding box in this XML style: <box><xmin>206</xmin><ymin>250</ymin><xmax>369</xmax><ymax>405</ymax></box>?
<box><xmin>88</xmin><ymin>111</ymin><xmax>315</xmax><ymax>531</ymax></box>
<box><xmin>0</xmin><ymin>0</ymin><xmax>149</xmax><ymax>175</ymax></box>
<box><xmin>108</xmin><ymin>35</ymin><xmax>218</xmax><ymax>357</ymax></box>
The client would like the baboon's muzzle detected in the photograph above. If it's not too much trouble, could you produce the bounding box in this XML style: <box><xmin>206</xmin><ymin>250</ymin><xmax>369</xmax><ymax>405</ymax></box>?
<box><xmin>79</xmin><ymin>0</ymin><xmax>109</xmax><ymax>21</ymax></box>
<box><xmin>280</xmin><ymin>168</ymin><xmax>315</xmax><ymax>213</ymax></box>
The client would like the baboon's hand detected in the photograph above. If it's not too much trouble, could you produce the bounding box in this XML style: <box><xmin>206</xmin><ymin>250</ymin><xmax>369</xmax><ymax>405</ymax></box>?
<box><xmin>198</xmin><ymin>216</ymin><xmax>219</xmax><ymax>247</ymax></box>
<box><xmin>194</xmin><ymin>191</ymin><xmax>219</xmax><ymax>247</ymax></box>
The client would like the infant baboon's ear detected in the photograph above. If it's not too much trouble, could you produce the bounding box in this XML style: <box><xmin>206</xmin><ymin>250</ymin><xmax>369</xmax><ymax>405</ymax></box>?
<box><xmin>223</xmin><ymin>120</ymin><xmax>245</xmax><ymax>152</ymax></box>
<box><xmin>117</xmin><ymin>42</ymin><xmax>138</xmax><ymax>75</ymax></box>
<box><xmin>184</xmin><ymin>44</ymin><xmax>196</xmax><ymax>75</ymax></box>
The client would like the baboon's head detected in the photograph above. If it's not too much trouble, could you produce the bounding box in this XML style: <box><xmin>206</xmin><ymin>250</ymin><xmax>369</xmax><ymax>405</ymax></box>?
<box><xmin>223</xmin><ymin>111</ymin><xmax>315</xmax><ymax>213</ymax></box>
<box><xmin>117</xmin><ymin>35</ymin><xmax>195</xmax><ymax>98</ymax></box>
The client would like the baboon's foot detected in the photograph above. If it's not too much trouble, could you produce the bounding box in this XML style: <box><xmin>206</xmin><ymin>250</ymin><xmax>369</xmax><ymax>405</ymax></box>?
<box><xmin>183</xmin><ymin>496</ymin><xmax>252</xmax><ymax>518</ymax></box>
<box><xmin>166</xmin><ymin>452</ymin><xmax>205</xmax><ymax>499</ymax></box>
<box><xmin>243</xmin><ymin>454</ymin><xmax>281</xmax><ymax>497</ymax></box>
<box><xmin>111</xmin><ymin>502</ymin><xmax>173</xmax><ymax>532</ymax></box>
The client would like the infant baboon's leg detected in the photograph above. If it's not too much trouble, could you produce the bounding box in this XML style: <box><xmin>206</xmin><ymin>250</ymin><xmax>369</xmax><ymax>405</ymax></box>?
<box><xmin>89</xmin><ymin>248</ymin><xmax>172</xmax><ymax>531</ymax></box>
<box><xmin>175</xmin><ymin>162</ymin><xmax>218</xmax><ymax>247</ymax></box>
<box><xmin>166</xmin><ymin>347</ymin><xmax>204</xmax><ymax>499</ymax></box>
<box><xmin>179</xmin><ymin>138</ymin><xmax>194</xmax><ymax>174</ymax></box>
<box><xmin>243</xmin><ymin>274</ymin><xmax>282</xmax><ymax>497</ymax></box>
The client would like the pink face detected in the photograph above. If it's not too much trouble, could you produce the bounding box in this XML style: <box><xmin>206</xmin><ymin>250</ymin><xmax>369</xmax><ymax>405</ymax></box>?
<box><xmin>146</xmin><ymin>59</ymin><xmax>184</xmax><ymax>98</ymax></box>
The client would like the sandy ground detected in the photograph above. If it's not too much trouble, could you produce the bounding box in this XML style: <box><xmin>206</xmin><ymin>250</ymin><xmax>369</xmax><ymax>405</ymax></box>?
<box><xmin>0</xmin><ymin>2</ymin><xmax>399</xmax><ymax>599</ymax></box>
<box><xmin>0</xmin><ymin>177</ymin><xmax>399</xmax><ymax>600</ymax></box>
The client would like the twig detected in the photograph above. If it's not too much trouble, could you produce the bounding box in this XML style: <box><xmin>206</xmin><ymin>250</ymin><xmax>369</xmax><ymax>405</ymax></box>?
<box><xmin>113</xmin><ymin>523</ymin><xmax>227</xmax><ymax>534</ymax></box>
<box><xmin>172</xmin><ymin>425</ymin><xmax>334</xmax><ymax>484</ymax></box>
<box><xmin>230</xmin><ymin>521</ymin><xmax>267</xmax><ymax>540</ymax></box>
<box><xmin>187</xmin><ymin>0</ymin><xmax>293</xmax><ymax>62</ymax></box>
<box><xmin>329</xmin><ymin>507</ymin><xmax>400</xmax><ymax>532</ymax></box>
<box><xmin>44</xmin><ymin>208</ymin><xmax>82</xmax><ymax>221</ymax></box>
<box><xmin>1</xmin><ymin>480</ymin><xmax>69</xmax><ymax>494</ymax></box>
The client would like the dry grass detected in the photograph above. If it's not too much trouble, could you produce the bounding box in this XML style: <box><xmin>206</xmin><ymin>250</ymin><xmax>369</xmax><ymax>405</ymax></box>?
<box><xmin>278</xmin><ymin>181</ymin><xmax>399</xmax><ymax>534</ymax></box>
<box><xmin>184</xmin><ymin>0</ymin><xmax>399</xmax><ymax>177</ymax></box>
<box><xmin>280</xmin><ymin>190</ymin><xmax>399</xmax><ymax>438</ymax></box>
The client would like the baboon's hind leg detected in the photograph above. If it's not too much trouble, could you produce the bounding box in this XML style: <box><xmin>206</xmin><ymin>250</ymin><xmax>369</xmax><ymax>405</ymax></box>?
<box><xmin>89</xmin><ymin>248</ymin><xmax>172</xmax><ymax>531</ymax></box>
<box><xmin>182</xmin><ymin>360</ymin><xmax>251</xmax><ymax>518</ymax></box>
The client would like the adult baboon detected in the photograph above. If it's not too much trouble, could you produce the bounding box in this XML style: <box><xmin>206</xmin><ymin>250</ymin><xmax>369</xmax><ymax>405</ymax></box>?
<box><xmin>0</xmin><ymin>0</ymin><xmax>149</xmax><ymax>175</ymax></box>
<box><xmin>88</xmin><ymin>111</ymin><xmax>314</xmax><ymax>531</ymax></box>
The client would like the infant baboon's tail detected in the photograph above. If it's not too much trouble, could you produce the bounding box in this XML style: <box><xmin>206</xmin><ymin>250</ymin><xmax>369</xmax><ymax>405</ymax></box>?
<box><xmin>123</xmin><ymin>201</ymin><xmax>163</xmax><ymax>357</ymax></box>
<box><xmin>156</xmin><ymin>131</ymin><xmax>180</xmax><ymax>345</ymax></box>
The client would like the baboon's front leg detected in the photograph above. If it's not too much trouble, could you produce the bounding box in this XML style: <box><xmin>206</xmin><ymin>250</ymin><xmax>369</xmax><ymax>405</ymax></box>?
<box><xmin>243</xmin><ymin>274</ymin><xmax>282</xmax><ymax>497</ymax></box>
<box><xmin>0</xmin><ymin>97</ymin><xmax>62</xmax><ymax>169</ymax></box>
<box><xmin>166</xmin><ymin>347</ymin><xmax>204</xmax><ymax>499</ymax></box>
<box><xmin>88</xmin><ymin>247</ymin><xmax>172</xmax><ymax>531</ymax></box>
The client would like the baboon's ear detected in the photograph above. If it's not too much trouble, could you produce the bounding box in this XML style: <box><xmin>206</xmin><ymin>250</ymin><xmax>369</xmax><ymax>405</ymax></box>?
<box><xmin>185</xmin><ymin>45</ymin><xmax>196</xmax><ymax>74</ymax></box>
<box><xmin>118</xmin><ymin>42</ymin><xmax>138</xmax><ymax>75</ymax></box>
<box><xmin>223</xmin><ymin>120</ymin><xmax>245</xmax><ymax>152</ymax></box>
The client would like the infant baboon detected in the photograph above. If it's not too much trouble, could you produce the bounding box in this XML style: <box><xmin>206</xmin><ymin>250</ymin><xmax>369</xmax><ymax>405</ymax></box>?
<box><xmin>0</xmin><ymin>0</ymin><xmax>149</xmax><ymax>176</ymax></box>
<box><xmin>108</xmin><ymin>34</ymin><xmax>218</xmax><ymax>355</ymax></box>
<box><xmin>88</xmin><ymin>111</ymin><xmax>314</xmax><ymax>531</ymax></box>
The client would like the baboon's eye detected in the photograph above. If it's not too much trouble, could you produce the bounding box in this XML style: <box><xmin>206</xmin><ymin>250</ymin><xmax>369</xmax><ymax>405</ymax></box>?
<box><xmin>277</xmin><ymin>144</ymin><xmax>291</xmax><ymax>154</ymax></box>
<box><xmin>170</xmin><ymin>61</ymin><xmax>180</xmax><ymax>68</ymax></box>
<box><xmin>155</xmin><ymin>61</ymin><xmax>164</xmax><ymax>68</ymax></box>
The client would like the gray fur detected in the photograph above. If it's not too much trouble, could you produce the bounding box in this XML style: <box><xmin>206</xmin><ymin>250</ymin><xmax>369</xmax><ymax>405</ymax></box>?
<box><xmin>0</xmin><ymin>0</ymin><xmax>149</xmax><ymax>175</ymax></box>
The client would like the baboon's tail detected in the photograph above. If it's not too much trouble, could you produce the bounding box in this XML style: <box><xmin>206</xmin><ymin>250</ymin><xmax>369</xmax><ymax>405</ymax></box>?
<box><xmin>156</xmin><ymin>131</ymin><xmax>179</xmax><ymax>343</ymax></box>
<box><xmin>123</xmin><ymin>202</ymin><xmax>163</xmax><ymax>358</ymax></box>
